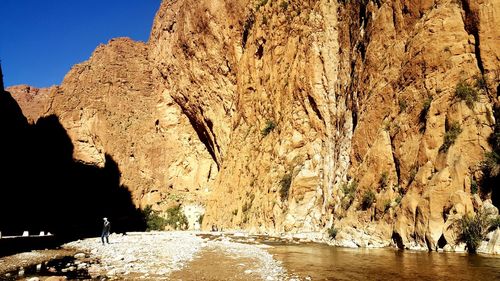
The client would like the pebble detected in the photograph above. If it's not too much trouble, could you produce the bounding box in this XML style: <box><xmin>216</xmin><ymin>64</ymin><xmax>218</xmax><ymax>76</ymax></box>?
<box><xmin>74</xmin><ymin>253</ymin><xmax>86</xmax><ymax>259</ymax></box>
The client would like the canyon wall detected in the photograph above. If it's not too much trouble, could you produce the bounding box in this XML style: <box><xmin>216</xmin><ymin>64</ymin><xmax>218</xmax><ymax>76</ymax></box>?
<box><xmin>9</xmin><ymin>0</ymin><xmax>499</xmax><ymax>249</ymax></box>
<box><xmin>9</xmin><ymin>38</ymin><xmax>217</xmax><ymax>213</ymax></box>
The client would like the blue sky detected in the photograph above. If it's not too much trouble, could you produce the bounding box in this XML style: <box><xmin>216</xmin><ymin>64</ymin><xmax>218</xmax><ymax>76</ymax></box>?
<box><xmin>0</xmin><ymin>0</ymin><xmax>161</xmax><ymax>88</ymax></box>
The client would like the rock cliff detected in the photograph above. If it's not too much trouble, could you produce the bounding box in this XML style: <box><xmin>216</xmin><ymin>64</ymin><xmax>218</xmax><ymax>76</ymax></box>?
<box><xmin>6</xmin><ymin>85</ymin><xmax>55</xmax><ymax>123</ymax></box>
<box><xmin>10</xmin><ymin>0</ymin><xmax>500</xmax><ymax>250</ymax></box>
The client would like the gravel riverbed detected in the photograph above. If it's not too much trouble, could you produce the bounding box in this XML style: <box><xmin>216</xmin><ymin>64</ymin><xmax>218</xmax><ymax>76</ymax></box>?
<box><xmin>63</xmin><ymin>231</ymin><xmax>288</xmax><ymax>280</ymax></box>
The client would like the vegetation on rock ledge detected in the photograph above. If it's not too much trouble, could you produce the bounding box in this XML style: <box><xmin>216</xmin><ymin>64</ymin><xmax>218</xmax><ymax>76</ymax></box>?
<box><xmin>361</xmin><ymin>189</ymin><xmax>376</xmax><ymax>210</ymax></box>
<box><xmin>328</xmin><ymin>225</ymin><xmax>338</xmax><ymax>239</ymax></box>
<box><xmin>439</xmin><ymin>121</ymin><xmax>462</xmax><ymax>153</ymax></box>
<box><xmin>279</xmin><ymin>173</ymin><xmax>292</xmax><ymax>201</ymax></box>
<box><xmin>455</xmin><ymin>80</ymin><xmax>479</xmax><ymax>109</ymax></box>
<box><xmin>262</xmin><ymin>120</ymin><xmax>276</xmax><ymax>136</ymax></box>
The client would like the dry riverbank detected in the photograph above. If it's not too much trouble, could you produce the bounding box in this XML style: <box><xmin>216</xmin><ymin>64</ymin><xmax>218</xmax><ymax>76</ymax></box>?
<box><xmin>63</xmin><ymin>231</ymin><xmax>288</xmax><ymax>280</ymax></box>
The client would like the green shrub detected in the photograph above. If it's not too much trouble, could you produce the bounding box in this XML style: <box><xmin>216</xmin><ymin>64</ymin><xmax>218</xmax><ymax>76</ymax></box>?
<box><xmin>455</xmin><ymin>80</ymin><xmax>479</xmax><ymax>108</ymax></box>
<box><xmin>328</xmin><ymin>226</ymin><xmax>338</xmax><ymax>239</ymax></box>
<box><xmin>459</xmin><ymin>211</ymin><xmax>489</xmax><ymax>253</ymax></box>
<box><xmin>471</xmin><ymin>179</ymin><xmax>478</xmax><ymax>194</ymax></box>
<box><xmin>395</xmin><ymin>195</ymin><xmax>402</xmax><ymax>205</ymax></box>
<box><xmin>340</xmin><ymin>181</ymin><xmax>358</xmax><ymax>210</ymax></box>
<box><xmin>279</xmin><ymin>173</ymin><xmax>292</xmax><ymax>201</ymax></box>
<box><xmin>398</xmin><ymin>99</ymin><xmax>408</xmax><ymax>113</ymax></box>
<box><xmin>255</xmin><ymin>0</ymin><xmax>268</xmax><ymax>10</ymax></box>
<box><xmin>279</xmin><ymin>1</ymin><xmax>289</xmax><ymax>10</ymax></box>
<box><xmin>419</xmin><ymin>96</ymin><xmax>433</xmax><ymax>123</ymax></box>
<box><xmin>341</xmin><ymin>180</ymin><xmax>357</xmax><ymax>199</ymax></box>
<box><xmin>379</xmin><ymin>172</ymin><xmax>389</xmax><ymax>189</ymax></box>
<box><xmin>198</xmin><ymin>214</ymin><xmax>204</xmax><ymax>225</ymax></box>
<box><xmin>142</xmin><ymin>205</ymin><xmax>166</xmax><ymax>231</ymax></box>
<box><xmin>262</xmin><ymin>120</ymin><xmax>276</xmax><ymax>136</ymax></box>
<box><xmin>439</xmin><ymin>121</ymin><xmax>462</xmax><ymax>152</ymax></box>
<box><xmin>361</xmin><ymin>190</ymin><xmax>376</xmax><ymax>210</ymax></box>
<box><xmin>165</xmin><ymin>205</ymin><xmax>188</xmax><ymax>230</ymax></box>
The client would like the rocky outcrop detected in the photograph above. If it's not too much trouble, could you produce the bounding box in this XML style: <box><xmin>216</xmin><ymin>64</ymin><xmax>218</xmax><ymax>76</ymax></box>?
<box><xmin>11</xmin><ymin>0</ymin><xmax>500</xmax><ymax>250</ymax></box>
<box><xmin>7</xmin><ymin>85</ymin><xmax>55</xmax><ymax>123</ymax></box>
<box><xmin>46</xmin><ymin>37</ymin><xmax>217</xmax><ymax>211</ymax></box>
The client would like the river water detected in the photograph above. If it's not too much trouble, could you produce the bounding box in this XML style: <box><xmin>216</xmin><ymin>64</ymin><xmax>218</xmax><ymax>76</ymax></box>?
<box><xmin>4</xmin><ymin>233</ymin><xmax>500</xmax><ymax>280</ymax></box>
<box><xmin>265</xmin><ymin>241</ymin><xmax>500</xmax><ymax>280</ymax></box>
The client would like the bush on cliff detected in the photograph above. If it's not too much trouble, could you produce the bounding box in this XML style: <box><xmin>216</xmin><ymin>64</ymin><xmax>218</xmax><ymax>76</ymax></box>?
<box><xmin>328</xmin><ymin>225</ymin><xmax>338</xmax><ymax>239</ymax></box>
<box><xmin>439</xmin><ymin>121</ymin><xmax>462</xmax><ymax>153</ymax></box>
<box><xmin>262</xmin><ymin>120</ymin><xmax>276</xmax><ymax>136</ymax></box>
<box><xmin>361</xmin><ymin>190</ymin><xmax>375</xmax><ymax>210</ymax></box>
<box><xmin>142</xmin><ymin>205</ymin><xmax>166</xmax><ymax>231</ymax></box>
<box><xmin>279</xmin><ymin>173</ymin><xmax>292</xmax><ymax>201</ymax></box>
<box><xmin>419</xmin><ymin>96</ymin><xmax>433</xmax><ymax>123</ymax></box>
<box><xmin>165</xmin><ymin>205</ymin><xmax>188</xmax><ymax>230</ymax></box>
<box><xmin>341</xmin><ymin>181</ymin><xmax>357</xmax><ymax>210</ymax></box>
<box><xmin>455</xmin><ymin>80</ymin><xmax>479</xmax><ymax>109</ymax></box>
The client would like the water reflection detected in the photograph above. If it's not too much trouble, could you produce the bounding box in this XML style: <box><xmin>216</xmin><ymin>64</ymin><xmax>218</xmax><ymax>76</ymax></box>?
<box><xmin>265</xmin><ymin>242</ymin><xmax>500</xmax><ymax>281</ymax></box>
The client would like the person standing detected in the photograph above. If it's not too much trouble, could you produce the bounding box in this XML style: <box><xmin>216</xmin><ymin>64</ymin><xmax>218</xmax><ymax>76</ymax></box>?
<box><xmin>101</xmin><ymin>217</ymin><xmax>111</xmax><ymax>245</ymax></box>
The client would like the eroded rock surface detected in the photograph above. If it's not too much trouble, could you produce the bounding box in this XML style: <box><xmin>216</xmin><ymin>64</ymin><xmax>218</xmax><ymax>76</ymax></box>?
<box><xmin>9</xmin><ymin>0</ymin><xmax>500</xmax><ymax>250</ymax></box>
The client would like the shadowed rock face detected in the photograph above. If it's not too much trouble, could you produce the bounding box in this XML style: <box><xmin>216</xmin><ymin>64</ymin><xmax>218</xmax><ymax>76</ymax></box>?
<box><xmin>8</xmin><ymin>0</ymin><xmax>500</xmax><ymax>251</ymax></box>
<box><xmin>8</xmin><ymin>38</ymin><xmax>218</xmax><ymax>214</ymax></box>
<box><xmin>0</xmin><ymin>86</ymin><xmax>145</xmax><ymax>247</ymax></box>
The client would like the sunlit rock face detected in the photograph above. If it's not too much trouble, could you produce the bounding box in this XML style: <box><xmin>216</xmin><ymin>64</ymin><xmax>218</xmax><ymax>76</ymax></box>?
<box><xmin>7</xmin><ymin>85</ymin><xmax>56</xmax><ymax>123</ymax></box>
<box><xmin>150</xmin><ymin>0</ymin><xmax>499</xmax><ymax>251</ymax></box>
<box><xmin>12</xmin><ymin>0</ymin><xmax>500</xmax><ymax>251</ymax></box>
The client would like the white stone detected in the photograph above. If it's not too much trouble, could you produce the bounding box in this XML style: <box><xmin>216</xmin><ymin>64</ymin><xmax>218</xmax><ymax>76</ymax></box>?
<box><xmin>77</xmin><ymin>263</ymin><xmax>87</xmax><ymax>270</ymax></box>
<box><xmin>291</xmin><ymin>131</ymin><xmax>305</xmax><ymax>148</ymax></box>
<box><xmin>74</xmin><ymin>253</ymin><xmax>86</xmax><ymax>259</ymax></box>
